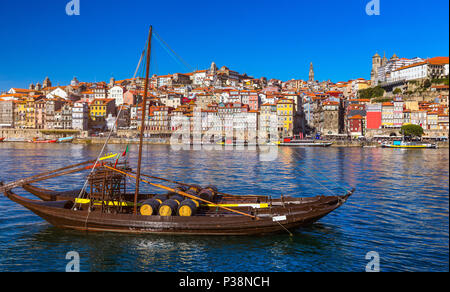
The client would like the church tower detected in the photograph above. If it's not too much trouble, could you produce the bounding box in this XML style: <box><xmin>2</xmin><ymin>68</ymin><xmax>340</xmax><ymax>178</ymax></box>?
<box><xmin>371</xmin><ymin>52</ymin><xmax>382</xmax><ymax>85</ymax></box>
<box><xmin>308</xmin><ymin>62</ymin><xmax>314</xmax><ymax>82</ymax></box>
<box><xmin>43</xmin><ymin>77</ymin><xmax>52</xmax><ymax>88</ymax></box>
<box><xmin>71</xmin><ymin>77</ymin><xmax>79</xmax><ymax>86</ymax></box>
<box><xmin>210</xmin><ymin>62</ymin><xmax>218</xmax><ymax>75</ymax></box>
<box><xmin>382</xmin><ymin>52</ymin><xmax>388</xmax><ymax>66</ymax></box>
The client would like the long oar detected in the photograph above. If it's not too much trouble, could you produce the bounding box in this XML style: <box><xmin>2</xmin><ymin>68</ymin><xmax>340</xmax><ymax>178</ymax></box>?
<box><xmin>129</xmin><ymin>171</ymin><xmax>263</xmax><ymax>199</ymax></box>
<box><xmin>1</xmin><ymin>160</ymin><xmax>95</xmax><ymax>193</ymax></box>
<box><xmin>104</xmin><ymin>165</ymin><xmax>258</xmax><ymax>220</ymax></box>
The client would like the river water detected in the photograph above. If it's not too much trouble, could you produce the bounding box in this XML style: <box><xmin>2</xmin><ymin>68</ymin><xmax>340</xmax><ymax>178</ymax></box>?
<box><xmin>0</xmin><ymin>143</ymin><xmax>448</xmax><ymax>272</ymax></box>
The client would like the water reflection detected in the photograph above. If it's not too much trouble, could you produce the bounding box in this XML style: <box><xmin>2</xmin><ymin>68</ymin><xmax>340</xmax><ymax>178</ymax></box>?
<box><xmin>0</xmin><ymin>143</ymin><xmax>448</xmax><ymax>271</ymax></box>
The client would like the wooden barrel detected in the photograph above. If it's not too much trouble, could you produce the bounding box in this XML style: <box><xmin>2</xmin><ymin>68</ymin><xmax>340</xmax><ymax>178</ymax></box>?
<box><xmin>158</xmin><ymin>199</ymin><xmax>179</xmax><ymax>216</ymax></box>
<box><xmin>178</xmin><ymin>199</ymin><xmax>198</xmax><ymax>217</ymax></box>
<box><xmin>198</xmin><ymin>188</ymin><xmax>215</xmax><ymax>202</ymax></box>
<box><xmin>170</xmin><ymin>194</ymin><xmax>185</xmax><ymax>204</ymax></box>
<box><xmin>188</xmin><ymin>184</ymin><xmax>202</xmax><ymax>193</ymax></box>
<box><xmin>175</xmin><ymin>185</ymin><xmax>188</xmax><ymax>192</ymax></box>
<box><xmin>153</xmin><ymin>194</ymin><xmax>168</xmax><ymax>204</ymax></box>
<box><xmin>204</xmin><ymin>185</ymin><xmax>218</xmax><ymax>195</ymax></box>
<box><xmin>139</xmin><ymin>199</ymin><xmax>160</xmax><ymax>216</ymax></box>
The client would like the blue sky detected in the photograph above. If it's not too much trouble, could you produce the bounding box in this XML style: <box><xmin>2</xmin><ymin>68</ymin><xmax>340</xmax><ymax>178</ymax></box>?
<box><xmin>0</xmin><ymin>0</ymin><xmax>448</xmax><ymax>91</ymax></box>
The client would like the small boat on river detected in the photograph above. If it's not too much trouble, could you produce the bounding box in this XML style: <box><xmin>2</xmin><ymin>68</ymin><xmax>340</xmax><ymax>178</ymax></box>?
<box><xmin>57</xmin><ymin>137</ymin><xmax>74</xmax><ymax>143</ymax></box>
<box><xmin>29</xmin><ymin>138</ymin><xmax>58</xmax><ymax>143</ymax></box>
<box><xmin>381</xmin><ymin>140</ymin><xmax>437</xmax><ymax>149</ymax></box>
<box><xmin>0</xmin><ymin>137</ymin><xmax>5</xmax><ymax>142</ymax></box>
<box><xmin>279</xmin><ymin>136</ymin><xmax>333</xmax><ymax>147</ymax></box>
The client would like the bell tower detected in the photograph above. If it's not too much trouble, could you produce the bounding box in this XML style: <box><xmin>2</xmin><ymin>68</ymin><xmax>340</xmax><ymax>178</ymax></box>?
<box><xmin>308</xmin><ymin>62</ymin><xmax>314</xmax><ymax>82</ymax></box>
<box><xmin>371</xmin><ymin>53</ymin><xmax>381</xmax><ymax>85</ymax></box>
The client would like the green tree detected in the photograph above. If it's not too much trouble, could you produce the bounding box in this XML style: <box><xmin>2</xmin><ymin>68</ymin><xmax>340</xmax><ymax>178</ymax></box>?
<box><xmin>401</xmin><ymin>124</ymin><xmax>424</xmax><ymax>138</ymax></box>
<box><xmin>393</xmin><ymin>88</ymin><xmax>402</xmax><ymax>94</ymax></box>
<box><xmin>359</xmin><ymin>86</ymin><xmax>385</xmax><ymax>99</ymax></box>
<box><xmin>423</xmin><ymin>79</ymin><xmax>432</xmax><ymax>88</ymax></box>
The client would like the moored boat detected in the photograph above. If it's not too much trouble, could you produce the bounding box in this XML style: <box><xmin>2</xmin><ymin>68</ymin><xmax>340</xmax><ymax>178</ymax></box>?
<box><xmin>29</xmin><ymin>138</ymin><xmax>58</xmax><ymax>143</ymax></box>
<box><xmin>279</xmin><ymin>137</ymin><xmax>333</xmax><ymax>147</ymax></box>
<box><xmin>0</xmin><ymin>137</ymin><xmax>5</xmax><ymax>142</ymax></box>
<box><xmin>57</xmin><ymin>137</ymin><xmax>74</xmax><ymax>143</ymax></box>
<box><xmin>3</xmin><ymin>185</ymin><xmax>353</xmax><ymax>235</ymax></box>
<box><xmin>381</xmin><ymin>140</ymin><xmax>437</xmax><ymax>149</ymax></box>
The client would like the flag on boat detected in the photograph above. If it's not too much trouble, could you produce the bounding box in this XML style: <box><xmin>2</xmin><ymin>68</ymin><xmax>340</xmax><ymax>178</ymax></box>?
<box><xmin>114</xmin><ymin>145</ymin><xmax>129</xmax><ymax>167</ymax></box>
<box><xmin>122</xmin><ymin>145</ymin><xmax>129</xmax><ymax>157</ymax></box>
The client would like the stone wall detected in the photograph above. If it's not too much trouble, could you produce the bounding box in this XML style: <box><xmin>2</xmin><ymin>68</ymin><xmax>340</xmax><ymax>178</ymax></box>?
<box><xmin>0</xmin><ymin>129</ymin><xmax>89</xmax><ymax>139</ymax></box>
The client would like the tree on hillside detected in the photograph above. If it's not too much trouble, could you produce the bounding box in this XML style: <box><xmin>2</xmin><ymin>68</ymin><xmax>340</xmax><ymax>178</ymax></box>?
<box><xmin>401</xmin><ymin>124</ymin><xmax>424</xmax><ymax>138</ymax></box>
<box><xmin>393</xmin><ymin>88</ymin><xmax>402</xmax><ymax>94</ymax></box>
<box><xmin>359</xmin><ymin>86</ymin><xmax>385</xmax><ymax>100</ymax></box>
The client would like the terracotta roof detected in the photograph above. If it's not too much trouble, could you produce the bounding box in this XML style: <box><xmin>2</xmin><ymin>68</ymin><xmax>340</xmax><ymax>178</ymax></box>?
<box><xmin>428</xmin><ymin>56</ymin><xmax>449</xmax><ymax>65</ymax></box>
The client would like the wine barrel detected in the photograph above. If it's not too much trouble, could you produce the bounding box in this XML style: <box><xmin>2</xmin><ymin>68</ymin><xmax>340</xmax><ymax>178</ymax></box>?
<box><xmin>139</xmin><ymin>199</ymin><xmax>160</xmax><ymax>216</ymax></box>
<box><xmin>185</xmin><ymin>189</ymin><xmax>198</xmax><ymax>197</ymax></box>
<box><xmin>204</xmin><ymin>185</ymin><xmax>218</xmax><ymax>195</ymax></box>
<box><xmin>178</xmin><ymin>199</ymin><xmax>198</xmax><ymax>217</ymax></box>
<box><xmin>170</xmin><ymin>194</ymin><xmax>184</xmax><ymax>204</ymax></box>
<box><xmin>198</xmin><ymin>188</ymin><xmax>215</xmax><ymax>202</ymax></box>
<box><xmin>174</xmin><ymin>185</ymin><xmax>188</xmax><ymax>192</ymax></box>
<box><xmin>188</xmin><ymin>184</ymin><xmax>202</xmax><ymax>193</ymax></box>
<box><xmin>153</xmin><ymin>194</ymin><xmax>168</xmax><ymax>204</ymax></box>
<box><xmin>158</xmin><ymin>199</ymin><xmax>179</xmax><ymax>216</ymax></box>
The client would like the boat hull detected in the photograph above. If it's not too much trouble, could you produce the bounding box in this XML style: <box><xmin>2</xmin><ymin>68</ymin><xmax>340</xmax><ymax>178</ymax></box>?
<box><xmin>279</xmin><ymin>142</ymin><xmax>333</xmax><ymax>147</ymax></box>
<box><xmin>30</xmin><ymin>140</ymin><xmax>58</xmax><ymax>143</ymax></box>
<box><xmin>57</xmin><ymin>137</ymin><xmax>74</xmax><ymax>143</ymax></box>
<box><xmin>381</xmin><ymin>144</ymin><xmax>437</xmax><ymax>149</ymax></box>
<box><xmin>4</xmin><ymin>189</ymin><xmax>352</xmax><ymax>235</ymax></box>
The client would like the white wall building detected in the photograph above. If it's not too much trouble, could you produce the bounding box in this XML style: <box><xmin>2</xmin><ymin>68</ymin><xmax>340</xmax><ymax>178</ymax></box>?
<box><xmin>390</xmin><ymin>57</ymin><xmax>449</xmax><ymax>82</ymax></box>
<box><xmin>108</xmin><ymin>86</ymin><xmax>125</xmax><ymax>106</ymax></box>
<box><xmin>72</xmin><ymin>101</ymin><xmax>89</xmax><ymax>130</ymax></box>
<box><xmin>47</xmin><ymin>87</ymin><xmax>68</xmax><ymax>99</ymax></box>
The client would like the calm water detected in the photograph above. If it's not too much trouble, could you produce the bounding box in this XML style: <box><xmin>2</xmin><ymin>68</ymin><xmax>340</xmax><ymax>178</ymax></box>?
<box><xmin>0</xmin><ymin>143</ymin><xmax>448</xmax><ymax>272</ymax></box>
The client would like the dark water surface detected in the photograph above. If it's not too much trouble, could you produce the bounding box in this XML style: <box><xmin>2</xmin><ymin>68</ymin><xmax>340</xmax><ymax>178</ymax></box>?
<box><xmin>0</xmin><ymin>143</ymin><xmax>448</xmax><ymax>272</ymax></box>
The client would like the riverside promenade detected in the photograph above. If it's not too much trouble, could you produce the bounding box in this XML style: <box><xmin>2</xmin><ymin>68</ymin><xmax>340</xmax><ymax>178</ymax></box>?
<box><xmin>1</xmin><ymin>128</ymin><xmax>448</xmax><ymax>147</ymax></box>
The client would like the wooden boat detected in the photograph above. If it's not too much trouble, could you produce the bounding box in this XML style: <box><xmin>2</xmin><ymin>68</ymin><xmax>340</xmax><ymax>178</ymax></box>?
<box><xmin>3</xmin><ymin>185</ymin><xmax>353</xmax><ymax>235</ymax></box>
<box><xmin>1</xmin><ymin>26</ymin><xmax>354</xmax><ymax>236</ymax></box>
<box><xmin>0</xmin><ymin>137</ymin><xmax>5</xmax><ymax>142</ymax></box>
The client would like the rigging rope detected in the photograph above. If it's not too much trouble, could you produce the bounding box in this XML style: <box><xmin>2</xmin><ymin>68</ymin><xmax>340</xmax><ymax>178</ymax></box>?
<box><xmin>72</xmin><ymin>43</ymin><xmax>148</xmax><ymax>211</ymax></box>
<box><xmin>152</xmin><ymin>30</ymin><xmax>194</xmax><ymax>73</ymax></box>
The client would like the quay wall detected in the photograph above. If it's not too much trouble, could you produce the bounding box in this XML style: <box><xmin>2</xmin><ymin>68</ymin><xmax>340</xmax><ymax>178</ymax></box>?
<box><xmin>0</xmin><ymin>128</ymin><xmax>89</xmax><ymax>139</ymax></box>
<box><xmin>2</xmin><ymin>129</ymin><xmax>448</xmax><ymax>148</ymax></box>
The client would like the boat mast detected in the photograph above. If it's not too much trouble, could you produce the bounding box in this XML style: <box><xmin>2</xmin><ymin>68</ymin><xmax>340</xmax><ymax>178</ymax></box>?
<box><xmin>134</xmin><ymin>25</ymin><xmax>153</xmax><ymax>215</ymax></box>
